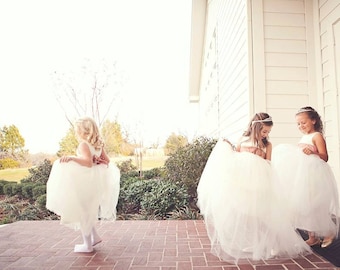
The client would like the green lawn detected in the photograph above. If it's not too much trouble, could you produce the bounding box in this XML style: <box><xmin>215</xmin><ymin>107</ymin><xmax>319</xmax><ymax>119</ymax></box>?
<box><xmin>0</xmin><ymin>168</ymin><xmax>30</xmax><ymax>182</ymax></box>
<box><xmin>0</xmin><ymin>156</ymin><xmax>168</xmax><ymax>182</ymax></box>
<box><xmin>112</xmin><ymin>156</ymin><xmax>168</xmax><ymax>170</ymax></box>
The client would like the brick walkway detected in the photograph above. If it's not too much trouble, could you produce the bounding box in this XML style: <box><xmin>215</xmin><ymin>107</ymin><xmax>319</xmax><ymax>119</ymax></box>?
<box><xmin>0</xmin><ymin>220</ymin><xmax>337</xmax><ymax>270</ymax></box>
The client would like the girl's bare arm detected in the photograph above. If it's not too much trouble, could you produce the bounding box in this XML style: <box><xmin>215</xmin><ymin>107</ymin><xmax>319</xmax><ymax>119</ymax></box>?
<box><xmin>265</xmin><ymin>142</ymin><xmax>272</xmax><ymax>160</ymax></box>
<box><xmin>60</xmin><ymin>142</ymin><xmax>93</xmax><ymax>167</ymax></box>
<box><xmin>313</xmin><ymin>133</ymin><xmax>328</xmax><ymax>162</ymax></box>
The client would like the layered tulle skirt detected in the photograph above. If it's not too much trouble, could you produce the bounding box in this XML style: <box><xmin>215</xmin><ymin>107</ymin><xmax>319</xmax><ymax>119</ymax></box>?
<box><xmin>197</xmin><ymin>140</ymin><xmax>311</xmax><ymax>262</ymax></box>
<box><xmin>46</xmin><ymin>160</ymin><xmax>120</xmax><ymax>235</ymax></box>
<box><xmin>272</xmin><ymin>144</ymin><xmax>340</xmax><ymax>237</ymax></box>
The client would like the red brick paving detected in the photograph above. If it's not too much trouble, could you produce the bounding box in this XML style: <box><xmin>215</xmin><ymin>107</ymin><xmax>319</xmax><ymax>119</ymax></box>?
<box><xmin>0</xmin><ymin>220</ymin><xmax>337</xmax><ymax>269</ymax></box>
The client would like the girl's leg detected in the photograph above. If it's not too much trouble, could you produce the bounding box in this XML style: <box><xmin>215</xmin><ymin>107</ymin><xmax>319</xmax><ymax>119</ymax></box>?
<box><xmin>74</xmin><ymin>231</ymin><xmax>93</xmax><ymax>252</ymax></box>
<box><xmin>91</xmin><ymin>227</ymin><xmax>102</xmax><ymax>246</ymax></box>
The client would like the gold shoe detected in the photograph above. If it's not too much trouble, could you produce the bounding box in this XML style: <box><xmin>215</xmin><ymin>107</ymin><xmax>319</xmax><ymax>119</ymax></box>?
<box><xmin>321</xmin><ymin>238</ymin><xmax>334</xmax><ymax>248</ymax></box>
<box><xmin>305</xmin><ymin>238</ymin><xmax>321</xmax><ymax>246</ymax></box>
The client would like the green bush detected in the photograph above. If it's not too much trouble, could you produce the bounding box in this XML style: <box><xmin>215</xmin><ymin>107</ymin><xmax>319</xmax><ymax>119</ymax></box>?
<box><xmin>22</xmin><ymin>159</ymin><xmax>52</xmax><ymax>184</ymax></box>
<box><xmin>117</xmin><ymin>169</ymin><xmax>189</xmax><ymax>218</ymax></box>
<box><xmin>120</xmin><ymin>170</ymin><xmax>140</xmax><ymax>180</ymax></box>
<box><xmin>164</xmin><ymin>136</ymin><xmax>217</xmax><ymax>203</ymax></box>
<box><xmin>0</xmin><ymin>158</ymin><xmax>19</xmax><ymax>170</ymax></box>
<box><xmin>0</xmin><ymin>180</ymin><xmax>10</xmax><ymax>184</ymax></box>
<box><xmin>21</xmin><ymin>183</ymin><xmax>35</xmax><ymax>199</ymax></box>
<box><xmin>3</xmin><ymin>183</ymin><xmax>17</xmax><ymax>196</ymax></box>
<box><xmin>12</xmin><ymin>184</ymin><xmax>22</xmax><ymax>197</ymax></box>
<box><xmin>18</xmin><ymin>205</ymin><xmax>41</xmax><ymax>220</ymax></box>
<box><xmin>36</xmin><ymin>194</ymin><xmax>46</xmax><ymax>209</ymax></box>
<box><xmin>0</xmin><ymin>180</ymin><xmax>11</xmax><ymax>195</ymax></box>
<box><xmin>117</xmin><ymin>159</ymin><xmax>137</xmax><ymax>174</ymax></box>
<box><xmin>118</xmin><ymin>178</ymin><xmax>158</xmax><ymax>213</ymax></box>
<box><xmin>141</xmin><ymin>180</ymin><xmax>188</xmax><ymax>217</ymax></box>
<box><xmin>142</xmin><ymin>167</ymin><xmax>164</xmax><ymax>179</ymax></box>
<box><xmin>32</xmin><ymin>185</ymin><xmax>46</xmax><ymax>199</ymax></box>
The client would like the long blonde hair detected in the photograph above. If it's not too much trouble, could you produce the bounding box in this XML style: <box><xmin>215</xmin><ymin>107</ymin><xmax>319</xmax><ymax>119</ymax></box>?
<box><xmin>75</xmin><ymin>117</ymin><xmax>104</xmax><ymax>150</ymax></box>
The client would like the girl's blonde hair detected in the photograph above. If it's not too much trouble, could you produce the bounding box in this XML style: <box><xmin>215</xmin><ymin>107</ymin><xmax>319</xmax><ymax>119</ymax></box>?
<box><xmin>75</xmin><ymin>117</ymin><xmax>104</xmax><ymax>150</ymax></box>
<box><xmin>243</xmin><ymin>112</ymin><xmax>273</xmax><ymax>148</ymax></box>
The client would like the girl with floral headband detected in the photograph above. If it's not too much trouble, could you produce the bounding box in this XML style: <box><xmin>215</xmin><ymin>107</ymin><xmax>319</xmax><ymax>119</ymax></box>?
<box><xmin>46</xmin><ymin>117</ymin><xmax>120</xmax><ymax>253</ymax></box>
<box><xmin>197</xmin><ymin>112</ymin><xmax>311</xmax><ymax>263</ymax></box>
<box><xmin>272</xmin><ymin>106</ymin><xmax>340</xmax><ymax>248</ymax></box>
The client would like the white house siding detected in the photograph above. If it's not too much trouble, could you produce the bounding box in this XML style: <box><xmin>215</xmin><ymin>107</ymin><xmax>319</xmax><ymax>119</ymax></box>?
<box><xmin>197</xmin><ymin>0</ymin><xmax>249</xmax><ymax>143</ymax></box>
<box><xmin>317</xmin><ymin>0</ymin><xmax>340</xmax><ymax>185</ymax></box>
<box><xmin>217</xmin><ymin>0</ymin><xmax>250</xmax><ymax>142</ymax></box>
<box><xmin>197</xmin><ymin>0</ymin><xmax>219</xmax><ymax>136</ymax></box>
<box><xmin>190</xmin><ymin>0</ymin><xmax>340</xmax><ymax>187</ymax></box>
<box><xmin>259</xmin><ymin>0</ymin><xmax>312</xmax><ymax>146</ymax></box>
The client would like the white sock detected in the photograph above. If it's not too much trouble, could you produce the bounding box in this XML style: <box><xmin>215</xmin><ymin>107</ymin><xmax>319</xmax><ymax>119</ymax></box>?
<box><xmin>91</xmin><ymin>227</ymin><xmax>102</xmax><ymax>246</ymax></box>
<box><xmin>74</xmin><ymin>232</ymin><xmax>93</xmax><ymax>253</ymax></box>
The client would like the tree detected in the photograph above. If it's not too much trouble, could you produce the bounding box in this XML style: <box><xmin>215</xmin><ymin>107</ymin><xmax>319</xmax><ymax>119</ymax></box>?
<box><xmin>52</xmin><ymin>58</ymin><xmax>126</xmax><ymax>128</ymax></box>
<box><xmin>101</xmin><ymin>119</ymin><xmax>124</xmax><ymax>155</ymax></box>
<box><xmin>57</xmin><ymin>126</ymin><xmax>78</xmax><ymax>157</ymax></box>
<box><xmin>56</xmin><ymin>119</ymin><xmax>134</xmax><ymax>157</ymax></box>
<box><xmin>164</xmin><ymin>133</ymin><xmax>188</xmax><ymax>155</ymax></box>
<box><xmin>0</xmin><ymin>125</ymin><xmax>25</xmax><ymax>156</ymax></box>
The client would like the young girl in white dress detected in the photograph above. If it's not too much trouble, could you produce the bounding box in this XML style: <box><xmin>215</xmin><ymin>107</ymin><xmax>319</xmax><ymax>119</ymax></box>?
<box><xmin>46</xmin><ymin>117</ymin><xmax>120</xmax><ymax>252</ymax></box>
<box><xmin>197</xmin><ymin>113</ymin><xmax>311</xmax><ymax>263</ymax></box>
<box><xmin>272</xmin><ymin>107</ymin><xmax>339</xmax><ymax>248</ymax></box>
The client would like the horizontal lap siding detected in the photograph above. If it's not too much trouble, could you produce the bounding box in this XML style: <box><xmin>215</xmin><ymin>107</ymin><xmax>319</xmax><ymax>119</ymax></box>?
<box><xmin>217</xmin><ymin>0</ymin><xmax>249</xmax><ymax>143</ymax></box>
<box><xmin>318</xmin><ymin>0</ymin><xmax>340</xmax><ymax>182</ymax></box>
<box><xmin>263</xmin><ymin>0</ymin><xmax>308</xmax><ymax>145</ymax></box>
<box><xmin>197</xmin><ymin>0</ymin><xmax>218</xmax><ymax>137</ymax></box>
<box><xmin>198</xmin><ymin>0</ymin><xmax>249</xmax><ymax>142</ymax></box>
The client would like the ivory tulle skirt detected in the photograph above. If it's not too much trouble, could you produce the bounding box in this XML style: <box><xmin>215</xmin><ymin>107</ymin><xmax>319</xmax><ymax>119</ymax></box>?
<box><xmin>46</xmin><ymin>160</ymin><xmax>120</xmax><ymax>235</ymax></box>
<box><xmin>272</xmin><ymin>144</ymin><xmax>340</xmax><ymax>237</ymax></box>
<box><xmin>197</xmin><ymin>140</ymin><xmax>311</xmax><ymax>262</ymax></box>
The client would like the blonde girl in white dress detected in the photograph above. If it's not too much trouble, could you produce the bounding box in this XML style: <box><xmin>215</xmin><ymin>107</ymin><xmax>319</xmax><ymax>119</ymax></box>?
<box><xmin>46</xmin><ymin>117</ymin><xmax>120</xmax><ymax>252</ymax></box>
<box><xmin>197</xmin><ymin>113</ymin><xmax>311</xmax><ymax>263</ymax></box>
<box><xmin>272</xmin><ymin>107</ymin><xmax>340</xmax><ymax>248</ymax></box>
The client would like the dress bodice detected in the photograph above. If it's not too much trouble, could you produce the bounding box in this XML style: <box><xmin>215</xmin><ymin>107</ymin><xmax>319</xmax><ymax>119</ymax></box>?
<box><xmin>298</xmin><ymin>132</ymin><xmax>318</xmax><ymax>153</ymax></box>
<box><xmin>77</xmin><ymin>141</ymin><xmax>102</xmax><ymax>157</ymax></box>
<box><xmin>239</xmin><ymin>137</ymin><xmax>266</xmax><ymax>159</ymax></box>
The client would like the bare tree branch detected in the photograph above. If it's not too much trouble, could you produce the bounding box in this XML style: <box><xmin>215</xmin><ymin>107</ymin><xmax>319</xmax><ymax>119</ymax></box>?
<box><xmin>51</xmin><ymin>58</ymin><xmax>124</xmax><ymax>126</ymax></box>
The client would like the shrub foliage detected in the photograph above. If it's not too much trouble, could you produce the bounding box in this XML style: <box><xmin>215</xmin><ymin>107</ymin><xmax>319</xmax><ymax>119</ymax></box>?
<box><xmin>164</xmin><ymin>136</ymin><xmax>217</xmax><ymax>204</ymax></box>
<box><xmin>1</xmin><ymin>137</ymin><xmax>216</xmax><ymax>223</ymax></box>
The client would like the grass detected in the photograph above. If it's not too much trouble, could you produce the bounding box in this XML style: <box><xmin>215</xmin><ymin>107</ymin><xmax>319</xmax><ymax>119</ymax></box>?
<box><xmin>0</xmin><ymin>156</ymin><xmax>168</xmax><ymax>182</ymax></box>
<box><xmin>0</xmin><ymin>168</ymin><xmax>30</xmax><ymax>182</ymax></box>
<box><xmin>112</xmin><ymin>156</ymin><xmax>168</xmax><ymax>171</ymax></box>
<box><xmin>139</xmin><ymin>157</ymin><xmax>167</xmax><ymax>170</ymax></box>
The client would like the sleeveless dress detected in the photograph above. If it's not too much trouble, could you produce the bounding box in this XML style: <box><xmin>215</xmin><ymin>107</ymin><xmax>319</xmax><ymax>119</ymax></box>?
<box><xmin>197</xmin><ymin>138</ymin><xmax>311</xmax><ymax>263</ymax></box>
<box><xmin>46</xmin><ymin>141</ymin><xmax>120</xmax><ymax>235</ymax></box>
<box><xmin>272</xmin><ymin>132</ymin><xmax>340</xmax><ymax>237</ymax></box>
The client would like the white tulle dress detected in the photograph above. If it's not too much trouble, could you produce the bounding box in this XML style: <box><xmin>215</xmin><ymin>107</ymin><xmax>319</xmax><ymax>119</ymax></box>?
<box><xmin>197</xmin><ymin>139</ymin><xmax>311</xmax><ymax>263</ymax></box>
<box><xmin>272</xmin><ymin>132</ymin><xmax>340</xmax><ymax>237</ymax></box>
<box><xmin>46</xmin><ymin>142</ymin><xmax>120</xmax><ymax>235</ymax></box>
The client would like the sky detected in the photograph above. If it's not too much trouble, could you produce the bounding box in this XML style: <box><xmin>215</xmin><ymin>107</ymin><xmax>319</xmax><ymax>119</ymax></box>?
<box><xmin>0</xmin><ymin>0</ymin><xmax>199</xmax><ymax>154</ymax></box>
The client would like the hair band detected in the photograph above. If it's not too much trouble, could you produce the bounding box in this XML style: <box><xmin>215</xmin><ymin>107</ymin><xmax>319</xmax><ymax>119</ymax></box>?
<box><xmin>297</xmin><ymin>108</ymin><xmax>314</xmax><ymax>113</ymax></box>
<box><xmin>252</xmin><ymin>117</ymin><xmax>272</xmax><ymax>125</ymax></box>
